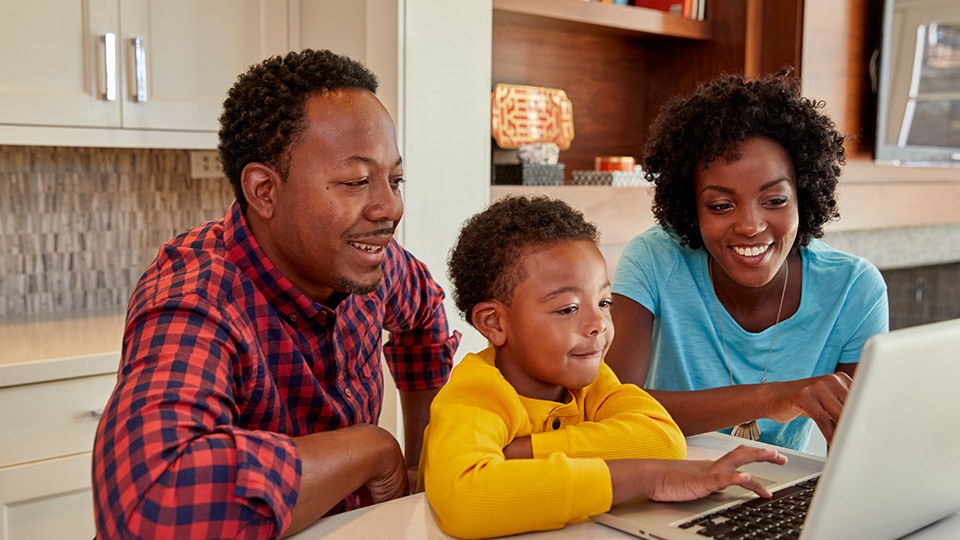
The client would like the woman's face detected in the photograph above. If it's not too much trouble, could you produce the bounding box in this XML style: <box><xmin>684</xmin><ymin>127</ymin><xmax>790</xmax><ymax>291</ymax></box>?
<box><xmin>694</xmin><ymin>136</ymin><xmax>799</xmax><ymax>288</ymax></box>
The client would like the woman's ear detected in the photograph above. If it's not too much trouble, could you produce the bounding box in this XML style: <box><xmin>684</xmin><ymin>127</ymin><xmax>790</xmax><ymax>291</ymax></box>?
<box><xmin>471</xmin><ymin>300</ymin><xmax>507</xmax><ymax>347</ymax></box>
<box><xmin>242</xmin><ymin>162</ymin><xmax>281</xmax><ymax>220</ymax></box>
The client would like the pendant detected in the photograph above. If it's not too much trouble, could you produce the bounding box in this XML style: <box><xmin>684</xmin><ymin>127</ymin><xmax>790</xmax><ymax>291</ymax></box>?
<box><xmin>731</xmin><ymin>420</ymin><xmax>761</xmax><ymax>441</ymax></box>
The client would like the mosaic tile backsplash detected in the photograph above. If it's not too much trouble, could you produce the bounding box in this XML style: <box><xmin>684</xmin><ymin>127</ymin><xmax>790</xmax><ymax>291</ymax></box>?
<box><xmin>0</xmin><ymin>145</ymin><xmax>957</xmax><ymax>328</ymax></box>
<box><xmin>0</xmin><ymin>146</ymin><xmax>234</xmax><ymax>318</ymax></box>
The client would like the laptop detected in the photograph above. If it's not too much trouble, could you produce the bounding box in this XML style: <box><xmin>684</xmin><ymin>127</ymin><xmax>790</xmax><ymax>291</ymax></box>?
<box><xmin>594</xmin><ymin>317</ymin><xmax>960</xmax><ymax>540</ymax></box>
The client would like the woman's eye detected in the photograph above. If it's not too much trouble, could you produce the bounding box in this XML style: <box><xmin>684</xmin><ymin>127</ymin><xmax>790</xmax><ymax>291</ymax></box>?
<box><xmin>707</xmin><ymin>203</ymin><xmax>732</xmax><ymax>212</ymax></box>
<box><xmin>767</xmin><ymin>196</ymin><xmax>788</xmax><ymax>207</ymax></box>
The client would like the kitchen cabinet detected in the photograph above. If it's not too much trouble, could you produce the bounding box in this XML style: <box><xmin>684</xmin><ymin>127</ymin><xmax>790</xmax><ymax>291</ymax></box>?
<box><xmin>0</xmin><ymin>313</ymin><xmax>123</xmax><ymax>539</ymax></box>
<box><xmin>0</xmin><ymin>0</ymin><xmax>294</xmax><ymax>149</ymax></box>
<box><xmin>0</xmin><ymin>374</ymin><xmax>117</xmax><ymax>540</ymax></box>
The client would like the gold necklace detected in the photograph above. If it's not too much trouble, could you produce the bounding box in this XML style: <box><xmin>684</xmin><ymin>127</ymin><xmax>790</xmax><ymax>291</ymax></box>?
<box><xmin>708</xmin><ymin>258</ymin><xmax>789</xmax><ymax>441</ymax></box>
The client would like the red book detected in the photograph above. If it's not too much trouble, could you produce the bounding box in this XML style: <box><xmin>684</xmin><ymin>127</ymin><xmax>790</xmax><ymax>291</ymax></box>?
<box><xmin>631</xmin><ymin>0</ymin><xmax>684</xmax><ymax>15</ymax></box>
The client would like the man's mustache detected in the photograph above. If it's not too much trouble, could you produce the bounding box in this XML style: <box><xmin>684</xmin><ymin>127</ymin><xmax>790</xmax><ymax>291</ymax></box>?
<box><xmin>348</xmin><ymin>227</ymin><xmax>395</xmax><ymax>241</ymax></box>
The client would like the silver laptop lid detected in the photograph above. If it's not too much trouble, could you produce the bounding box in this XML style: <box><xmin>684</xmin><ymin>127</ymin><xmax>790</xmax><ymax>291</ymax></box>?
<box><xmin>802</xmin><ymin>317</ymin><xmax>960</xmax><ymax>540</ymax></box>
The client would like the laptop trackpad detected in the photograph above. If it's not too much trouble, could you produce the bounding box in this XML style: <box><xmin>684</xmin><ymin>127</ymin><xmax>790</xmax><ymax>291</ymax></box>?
<box><xmin>705</xmin><ymin>475</ymin><xmax>778</xmax><ymax>500</ymax></box>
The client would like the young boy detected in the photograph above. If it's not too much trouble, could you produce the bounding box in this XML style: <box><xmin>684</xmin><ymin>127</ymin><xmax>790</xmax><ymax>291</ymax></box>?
<box><xmin>418</xmin><ymin>195</ymin><xmax>788</xmax><ymax>539</ymax></box>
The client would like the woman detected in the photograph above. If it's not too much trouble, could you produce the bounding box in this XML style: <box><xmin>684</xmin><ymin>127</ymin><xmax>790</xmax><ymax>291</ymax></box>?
<box><xmin>607</xmin><ymin>72</ymin><xmax>889</xmax><ymax>451</ymax></box>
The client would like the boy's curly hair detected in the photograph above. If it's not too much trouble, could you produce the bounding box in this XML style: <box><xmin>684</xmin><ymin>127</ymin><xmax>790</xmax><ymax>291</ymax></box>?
<box><xmin>448</xmin><ymin>196</ymin><xmax>599</xmax><ymax>326</ymax></box>
<box><xmin>217</xmin><ymin>49</ymin><xmax>379</xmax><ymax>211</ymax></box>
<box><xmin>644</xmin><ymin>70</ymin><xmax>845</xmax><ymax>250</ymax></box>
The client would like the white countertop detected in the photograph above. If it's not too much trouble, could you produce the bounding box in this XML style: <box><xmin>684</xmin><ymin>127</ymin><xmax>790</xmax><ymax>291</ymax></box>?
<box><xmin>0</xmin><ymin>311</ymin><xmax>125</xmax><ymax>387</ymax></box>
<box><xmin>293</xmin><ymin>488</ymin><xmax>960</xmax><ymax>540</ymax></box>
<box><xmin>295</xmin><ymin>433</ymin><xmax>960</xmax><ymax>540</ymax></box>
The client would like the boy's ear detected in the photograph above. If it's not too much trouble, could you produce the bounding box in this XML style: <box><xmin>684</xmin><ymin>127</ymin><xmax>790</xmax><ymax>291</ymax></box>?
<box><xmin>471</xmin><ymin>300</ymin><xmax>507</xmax><ymax>347</ymax></box>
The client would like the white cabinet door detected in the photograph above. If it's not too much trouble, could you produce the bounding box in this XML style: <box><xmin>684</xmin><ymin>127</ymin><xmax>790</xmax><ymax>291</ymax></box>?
<box><xmin>0</xmin><ymin>454</ymin><xmax>96</xmax><ymax>540</ymax></box>
<box><xmin>118</xmin><ymin>0</ymin><xmax>294</xmax><ymax>132</ymax></box>
<box><xmin>0</xmin><ymin>0</ymin><xmax>295</xmax><ymax>146</ymax></box>
<box><xmin>0</xmin><ymin>372</ymin><xmax>117</xmax><ymax>540</ymax></box>
<box><xmin>0</xmin><ymin>0</ymin><xmax>120</xmax><ymax>128</ymax></box>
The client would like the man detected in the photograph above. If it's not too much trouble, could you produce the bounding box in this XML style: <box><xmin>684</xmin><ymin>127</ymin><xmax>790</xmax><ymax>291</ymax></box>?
<box><xmin>92</xmin><ymin>49</ymin><xmax>460</xmax><ymax>538</ymax></box>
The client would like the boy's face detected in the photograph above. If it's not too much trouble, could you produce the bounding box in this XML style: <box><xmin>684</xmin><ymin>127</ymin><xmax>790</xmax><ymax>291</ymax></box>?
<box><xmin>493</xmin><ymin>239</ymin><xmax>614</xmax><ymax>402</ymax></box>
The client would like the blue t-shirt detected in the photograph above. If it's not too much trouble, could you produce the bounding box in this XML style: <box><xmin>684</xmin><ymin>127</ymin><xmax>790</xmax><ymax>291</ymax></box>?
<box><xmin>612</xmin><ymin>226</ymin><xmax>889</xmax><ymax>450</ymax></box>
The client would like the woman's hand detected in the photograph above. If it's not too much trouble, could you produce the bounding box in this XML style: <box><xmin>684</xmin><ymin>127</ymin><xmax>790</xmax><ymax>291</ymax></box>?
<box><xmin>764</xmin><ymin>372</ymin><xmax>852</xmax><ymax>444</ymax></box>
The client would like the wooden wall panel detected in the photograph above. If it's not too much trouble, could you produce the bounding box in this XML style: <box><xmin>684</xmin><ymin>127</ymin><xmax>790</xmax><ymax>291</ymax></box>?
<box><xmin>492</xmin><ymin>17</ymin><xmax>651</xmax><ymax>179</ymax></box>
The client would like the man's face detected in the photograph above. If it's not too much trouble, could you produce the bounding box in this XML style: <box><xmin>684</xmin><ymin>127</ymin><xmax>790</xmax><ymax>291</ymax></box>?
<box><xmin>255</xmin><ymin>89</ymin><xmax>404</xmax><ymax>304</ymax></box>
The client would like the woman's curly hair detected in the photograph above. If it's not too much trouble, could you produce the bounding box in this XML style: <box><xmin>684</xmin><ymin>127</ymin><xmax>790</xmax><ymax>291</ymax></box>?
<box><xmin>448</xmin><ymin>196</ymin><xmax>599</xmax><ymax>326</ymax></box>
<box><xmin>644</xmin><ymin>70</ymin><xmax>845</xmax><ymax>250</ymax></box>
<box><xmin>217</xmin><ymin>49</ymin><xmax>378</xmax><ymax>211</ymax></box>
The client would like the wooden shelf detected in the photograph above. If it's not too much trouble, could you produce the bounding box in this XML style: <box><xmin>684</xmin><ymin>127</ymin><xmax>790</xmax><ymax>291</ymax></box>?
<box><xmin>493</xmin><ymin>0</ymin><xmax>711</xmax><ymax>40</ymax></box>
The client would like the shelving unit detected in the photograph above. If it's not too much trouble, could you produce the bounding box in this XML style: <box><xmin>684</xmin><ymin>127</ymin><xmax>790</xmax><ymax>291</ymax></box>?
<box><xmin>492</xmin><ymin>0</ymin><xmax>711</xmax><ymax>40</ymax></box>
<box><xmin>491</xmin><ymin>0</ymin><xmax>792</xmax><ymax>182</ymax></box>
<box><xmin>491</xmin><ymin>0</ymin><xmax>960</xmax><ymax>273</ymax></box>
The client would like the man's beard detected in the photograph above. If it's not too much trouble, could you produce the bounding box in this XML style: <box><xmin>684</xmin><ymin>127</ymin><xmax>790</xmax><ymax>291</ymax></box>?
<box><xmin>336</xmin><ymin>274</ymin><xmax>382</xmax><ymax>296</ymax></box>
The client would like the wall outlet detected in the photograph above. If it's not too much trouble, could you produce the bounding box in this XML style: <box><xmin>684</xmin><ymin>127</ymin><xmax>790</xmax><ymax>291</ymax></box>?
<box><xmin>189</xmin><ymin>150</ymin><xmax>223</xmax><ymax>178</ymax></box>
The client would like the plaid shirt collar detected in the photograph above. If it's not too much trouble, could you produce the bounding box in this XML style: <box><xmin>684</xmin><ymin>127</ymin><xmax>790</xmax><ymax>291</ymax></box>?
<box><xmin>222</xmin><ymin>201</ymin><xmax>330</xmax><ymax>322</ymax></box>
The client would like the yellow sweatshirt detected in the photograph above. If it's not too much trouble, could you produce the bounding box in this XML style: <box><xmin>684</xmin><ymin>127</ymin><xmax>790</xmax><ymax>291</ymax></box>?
<box><xmin>418</xmin><ymin>347</ymin><xmax>685</xmax><ymax>539</ymax></box>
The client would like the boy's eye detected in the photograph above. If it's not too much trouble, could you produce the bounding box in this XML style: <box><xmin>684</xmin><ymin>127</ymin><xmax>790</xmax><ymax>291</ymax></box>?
<box><xmin>599</xmin><ymin>299</ymin><xmax>613</xmax><ymax>309</ymax></box>
<box><xmin>556</xmin><ymin>305</ymin><xmax>578</xmax><ymax>315</ymax></box>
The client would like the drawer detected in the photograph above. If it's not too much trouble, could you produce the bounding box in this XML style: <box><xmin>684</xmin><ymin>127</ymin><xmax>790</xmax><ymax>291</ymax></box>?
<box><xmin>0</xmin><ymin>373</ymin><xmax>116</xmax><ymax>467</ymax></box>
<box><xmin>0</xmin><ymin>453</ymin><xmax>95</xmax><ymax>540</ymax></box>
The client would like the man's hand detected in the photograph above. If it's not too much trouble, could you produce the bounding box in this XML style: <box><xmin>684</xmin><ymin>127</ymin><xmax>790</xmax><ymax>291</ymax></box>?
<box><xmin>285</xmin><ymin>424</ymin><xmax>408</xmax><ymax>536</ymax></box>
<box><xmin>361</xmin><ymin>426</ymin><xmax>410</xmax><ymax>503</ymax></box>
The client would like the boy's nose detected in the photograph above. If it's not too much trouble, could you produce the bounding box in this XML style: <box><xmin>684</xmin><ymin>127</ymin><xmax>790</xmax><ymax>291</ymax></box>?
<box><xmin>586</xmin><ymin>311</ymin><xmax>609</xmax><ymax>336</ymax></box>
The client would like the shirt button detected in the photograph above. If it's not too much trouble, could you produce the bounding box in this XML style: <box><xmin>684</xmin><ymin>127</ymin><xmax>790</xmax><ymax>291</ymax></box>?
<box><xmin>344</xmin><ymin>388</ymin><xmax>353</xmax><ymax>398</ymax></box>
<box><xmin>552</xmin><ymin>418</ymin><xmax>561</xmax><ymax>430</ymax></box>
<box><xmin>288</xmin><ymin>314</ymin><xmax>298</xmax><ymax>322</ymax></box>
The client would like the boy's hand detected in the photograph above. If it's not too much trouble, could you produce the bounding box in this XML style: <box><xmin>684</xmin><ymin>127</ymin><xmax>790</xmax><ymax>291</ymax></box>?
<box><xmin>650</xmin><ymin>445</ymin><xmax>787</xmax><ymax>501</ymax></box>
<box><xmin>502</xmin><ymin>436</ymin><xmax>533</xmax><ymax>459</ymax></box>
<box><xmin>608</xmin><ymin>445</ymin><xmax>788</xmax><ymax>505</ymax></box>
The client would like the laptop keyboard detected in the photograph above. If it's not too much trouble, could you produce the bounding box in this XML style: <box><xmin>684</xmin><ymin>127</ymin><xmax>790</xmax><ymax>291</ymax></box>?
<box><xmin>678</xmin><ymin>477</ymin><xmax>820</xmax><ymax>539</ymax></box>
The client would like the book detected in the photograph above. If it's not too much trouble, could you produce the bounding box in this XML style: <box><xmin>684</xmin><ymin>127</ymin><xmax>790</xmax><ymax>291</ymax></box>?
<box><xmin>631</xmin><ymin>0</ymin><xmax>683</xmax><ymax>15</ymax></box>
<box><xmin>631</xmin><ymin>0</ymin><xmax>703</xmax><ymax>19</ymax></box>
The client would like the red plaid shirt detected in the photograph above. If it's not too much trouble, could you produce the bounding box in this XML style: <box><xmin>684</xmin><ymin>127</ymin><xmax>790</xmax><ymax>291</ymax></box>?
<box><xmin>92</xmin><ymin>201</ymin><xmax>458</xmax><ymax>538</ymax></box>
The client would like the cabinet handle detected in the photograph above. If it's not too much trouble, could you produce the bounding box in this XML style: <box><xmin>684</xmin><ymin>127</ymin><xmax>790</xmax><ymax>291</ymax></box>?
<box><xmin>133</xmin><ymin>37</ymin><xmax>147</xmax><ymax>102</ymax></box>
<box><xmin>103</xmin><ymin>33</ymin><xmax>117</xmax><ymax>102</ymax></box>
